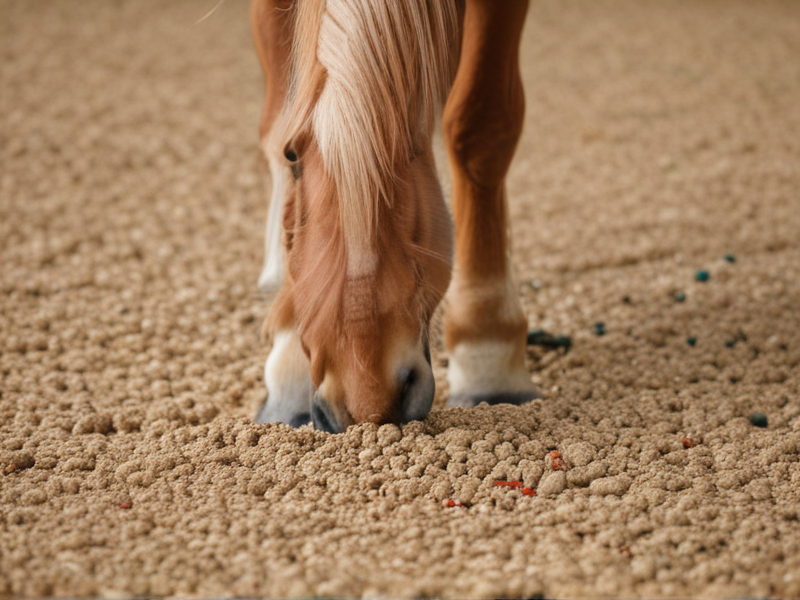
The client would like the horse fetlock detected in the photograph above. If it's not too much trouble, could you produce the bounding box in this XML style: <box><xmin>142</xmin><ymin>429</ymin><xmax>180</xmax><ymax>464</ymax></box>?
<box><xmin>446</xmin><ymin>338</ymin><xmax>539</xmax><ymax>408</ymax></box>
<box><xmin>254</xmin><ymin>330</ymin><xmax>314</xmax><ymax>426</ymax></box>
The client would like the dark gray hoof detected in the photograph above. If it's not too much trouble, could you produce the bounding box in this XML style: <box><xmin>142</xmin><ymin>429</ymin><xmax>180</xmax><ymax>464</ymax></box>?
<box><xmin>288</xmin><ymin>412</ymin><xmax>312</xmax><ymax>428</ymax></box>
<box><xmin>254</xmin><ymin>401</ymin><xmax>311</xmax><ymax>428</ymax></box>
<box><xmin>447</xmin><ymin>389</ymin><xmax>541</xmax><ymax>409</ymax></box>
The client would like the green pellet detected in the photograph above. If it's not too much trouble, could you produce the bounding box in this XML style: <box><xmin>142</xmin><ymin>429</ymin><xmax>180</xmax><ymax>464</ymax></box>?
<box><xmin>526</xmin><ymin>330</ymin><xmax>572</xmax><ymax>350</ymax></box>
<box><xmin>554</xmin><ymin>336</ymin><xmax>573</xmax><ymax>350</ymax></box>
<box><xmin>526</xmin><ymin>330</ymin><xmax>547</xmax><ymax>345</ymax></box>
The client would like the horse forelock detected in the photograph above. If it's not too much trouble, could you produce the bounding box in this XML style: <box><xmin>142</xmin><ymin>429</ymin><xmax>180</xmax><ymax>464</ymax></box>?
<box><xmin>282</xmin><ymin>0</ymin><xmax>458</xmax><ymax>276</ymax></box>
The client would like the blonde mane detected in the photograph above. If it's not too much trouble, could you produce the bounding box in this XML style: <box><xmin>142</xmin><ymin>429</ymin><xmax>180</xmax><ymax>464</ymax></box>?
<box><xmin>280</xmin><ymin>0</ymin><xmax>458</xmax><ymax>274</ymax></box>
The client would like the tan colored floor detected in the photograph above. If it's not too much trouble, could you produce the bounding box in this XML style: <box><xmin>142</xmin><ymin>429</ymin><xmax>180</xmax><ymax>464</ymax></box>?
<box><xmin>2</xmin><ymin>0</ymin><xmax>799</xmax><ymax>598</ymax></box>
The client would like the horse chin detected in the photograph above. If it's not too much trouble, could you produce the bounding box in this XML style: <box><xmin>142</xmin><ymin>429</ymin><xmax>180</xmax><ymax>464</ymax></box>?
<box><xmin>307</xmin><ymin>334</ymin><xmax>435</xmax><ymax>432</ymax></box>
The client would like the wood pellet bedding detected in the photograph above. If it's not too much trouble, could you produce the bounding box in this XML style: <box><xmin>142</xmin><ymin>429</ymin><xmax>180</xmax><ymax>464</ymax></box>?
<box><xmin>1</xmin><ymin>1</ymin><xmax>799</xmax><ymax>598</ymax></box>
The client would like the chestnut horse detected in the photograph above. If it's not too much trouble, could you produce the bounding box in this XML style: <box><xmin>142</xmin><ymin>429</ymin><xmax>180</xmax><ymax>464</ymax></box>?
<box><xmin>251</xmin><ymin>0</ymin><xmax>537</xmax><ymax>432</ymax></box>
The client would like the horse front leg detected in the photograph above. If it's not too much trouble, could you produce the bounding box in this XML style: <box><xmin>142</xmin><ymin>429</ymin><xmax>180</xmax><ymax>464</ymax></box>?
<box><xmin>255</xmin><ymin>282</ymin><xmax>314</xmax><ymax>426</ymax></box>
<box><xmin>251</xmin><ymin>0</ymin><xmax>313</xmax><ymax>426</ymax></box>
<box><xmin>443</xmin><ymin>0</ymin><xmax>539</xmax><ymax>408</ymax></box>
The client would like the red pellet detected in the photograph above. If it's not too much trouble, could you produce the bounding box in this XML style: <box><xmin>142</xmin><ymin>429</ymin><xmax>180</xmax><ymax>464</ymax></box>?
<box><xmin>521</xmin><ymin>487</ymin><xmax>536</xmax><ymax>497</ymax></box>
<box><xmin>682</xmin><ymin>436</ymin><xmax>695</xmax><ymax>448</ymax></box>
<box><xmin>445</xmin><ymin>499</ymin><xmax>464</xmax><ymax>508</ymax></box>
<box><xmin>119</xmin><ymin>502</ymin><xmax>133</xmax><ymax>509</ymax></box>
<box><xmin>549</xmin><ymin>450</ymin><xmax>567</xmax><ymax>471</ymax></box>
<box><xmin>494</xmin><ymin>480</ymin><xmax>523</xmax><ymax>488</ymax></box>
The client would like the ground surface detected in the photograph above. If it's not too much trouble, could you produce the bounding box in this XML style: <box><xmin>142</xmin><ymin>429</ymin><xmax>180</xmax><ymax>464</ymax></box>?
<box><xmin>1</xmin><ymin>0</ymin><xmax>800</xmax><ymax>598</ymax></box>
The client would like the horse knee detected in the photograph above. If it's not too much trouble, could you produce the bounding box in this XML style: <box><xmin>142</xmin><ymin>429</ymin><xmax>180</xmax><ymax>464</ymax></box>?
<box><xmin>442</xmin><ymin>81</ymin><xmax>525</xmax><ymax>188</ymax></box>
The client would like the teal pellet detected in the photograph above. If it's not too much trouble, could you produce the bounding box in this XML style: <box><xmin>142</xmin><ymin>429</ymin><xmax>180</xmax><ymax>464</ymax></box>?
<box><xmin>526</xmin><ymin>330</ymin><xmax>572</xmax><ymax>350</ymax></box>
<box><xmin>554</xmin><ymin>336</ymin><xmax>573</xmax><ymax>350</ymax></box>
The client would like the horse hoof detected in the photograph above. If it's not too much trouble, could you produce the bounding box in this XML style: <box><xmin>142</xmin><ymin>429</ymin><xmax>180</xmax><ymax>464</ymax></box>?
<box><xmin>254</xmin><ymin>401</ymin><xmax>311</xmax><ymax>428</ymax></box>
<box><xmin>287</xmin><ymin>412</ymin><xmax>312</xmax><ymax>428</ymax></box>
<box><xmin>446</xmin><ymin>389</ymin><xmax>541</xmax><ymax>409</ymax></box>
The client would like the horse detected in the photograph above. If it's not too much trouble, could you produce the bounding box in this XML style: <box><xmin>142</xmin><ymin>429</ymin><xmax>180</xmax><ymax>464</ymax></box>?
<box><xmin>250</xmin><ymin>0</ymin><xmax>538</xmax><ymax>433</ymax></box>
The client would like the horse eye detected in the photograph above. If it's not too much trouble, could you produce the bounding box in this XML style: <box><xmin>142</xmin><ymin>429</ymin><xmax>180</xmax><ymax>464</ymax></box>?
<box><xmin>284</xmin><ymin>146</ymin><xmax>301</xmax><ymax>180</ymax></box>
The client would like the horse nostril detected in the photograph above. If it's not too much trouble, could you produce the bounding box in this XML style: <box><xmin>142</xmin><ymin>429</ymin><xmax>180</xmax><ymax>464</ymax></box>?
<box><xmin>311</xmin><ymin>396</ymin><xmax>340</xmax><ymax>434</ymax></box>
<box><xmin>399</xmin><ymin>368</ymin><xmax>417</xmax><ymax>400</ymax></box>
<box><xmin>398</xmin><ymin>365</ymin><xmax>434</xmax><ymax>424</ymax></box>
